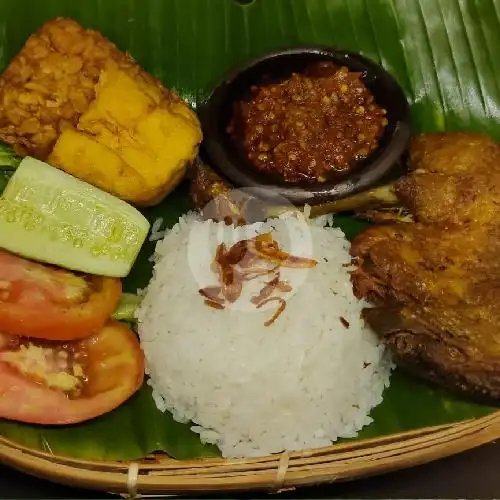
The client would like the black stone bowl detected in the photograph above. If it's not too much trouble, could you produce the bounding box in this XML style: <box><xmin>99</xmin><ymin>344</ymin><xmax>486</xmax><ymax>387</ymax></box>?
<box><xmin>199</xmin><ymin>46</ymin><xmax>411</xmax><ymax>206</ymax></box>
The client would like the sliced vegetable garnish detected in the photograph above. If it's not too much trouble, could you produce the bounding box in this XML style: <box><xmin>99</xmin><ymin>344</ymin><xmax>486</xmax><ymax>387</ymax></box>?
<box><xmin>0</xmin><ymin>249</ymin><xmax>121</xmax><ymax>341</ymax></box>
<box><xmin>0</xmin><ymin>156</ymin><xmax>150</xmax><ymax>277</ymax></box>
<box><xmin>0</xmin><ymin>320</ymin><xmax>144</xmax><ymax>425</ymax></box>
<box><xmin>112</xmin><ymin>292</ymin><xmax>143</xmax><ymax>323</ymax></box>
<box><xmin>0</xmin><ymin>142</ymin><xmax>20</xmax><ymax>193</ymax></box>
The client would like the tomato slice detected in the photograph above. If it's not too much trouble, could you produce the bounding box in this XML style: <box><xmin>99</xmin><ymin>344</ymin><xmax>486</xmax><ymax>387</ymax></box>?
<box><xmin>0</xmin><ymin>321</ymin><xmax>144</xmax><ymax>425</ymax></box>
<box><xmin>0</xmin><ymin>250</ymin><xmax>121</xmax><ymax>341</ymax></box>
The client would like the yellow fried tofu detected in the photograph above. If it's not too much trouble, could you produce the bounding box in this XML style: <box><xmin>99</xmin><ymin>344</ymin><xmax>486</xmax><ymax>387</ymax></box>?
<box><xmin>49</xmin><ymin>66</ymin><xmax>201</xmax><ymax>205</ymax></box>
<box><xmin>48</xmin><ymin>128</ymin><xmax>151</xmax><ymax>201</ymax></box>
<box><xmin>0</xmin><ymin>17</ymin><xmax>202</xmax><ymax>206</ymax></box>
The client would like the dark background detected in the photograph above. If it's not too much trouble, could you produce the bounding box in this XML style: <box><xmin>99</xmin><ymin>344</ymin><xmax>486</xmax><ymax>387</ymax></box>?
<box><xmin>0</xmin><ymin>442</ymin><xmax>498</xmax><ymax>499</ymax></box>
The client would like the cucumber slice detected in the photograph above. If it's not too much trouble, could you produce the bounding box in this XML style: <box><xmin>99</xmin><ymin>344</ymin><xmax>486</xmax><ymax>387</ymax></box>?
<box><xmin>0</xmin><ymin>157</ymin><xmax>150</xmax><ymax>277</ymax></box>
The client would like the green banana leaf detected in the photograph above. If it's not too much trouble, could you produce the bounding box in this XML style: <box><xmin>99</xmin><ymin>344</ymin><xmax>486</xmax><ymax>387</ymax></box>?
<box><xmin>0</xmin><ymin>0</ymin><xmax>498</xmax><ymax>461</ymax></box>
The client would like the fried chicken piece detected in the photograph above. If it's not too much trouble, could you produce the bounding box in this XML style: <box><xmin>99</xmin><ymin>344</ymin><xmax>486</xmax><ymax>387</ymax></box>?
<box><xmin>189</xmin><ymin>162</ymin><xmax>271</xmax><ymax>224</ymax></box>
<box><xmin>363</xmin><ymin>305</ymin><xmax>500</xmax><ymax>402</ymax></box>
<box><xmin>352</xmin><ymin>223</ymin><xmax>500</xmax><ymax>305</ymax></box>
<box><xmin>351</xmin><ymin>132</ymin><xmax>500</xmax><ymax>404</ymax></box>
<box><xmin>0</xmin><ymin>18</ymin><xmax>201</xmax><ymax>206</ymax></box>
<box><xmin>190</xmin><ymin>162</ymin><xmax>232</xmax><ymax>211</ymax></box>
<box><xmin>345</xmin><ymin>132</ymin><xmax>500</xmax><ymax>225</ymax></box>
<box><xmin>408</xmin><ymin>132</ymin><xmax>500</xmax><ymax>176</ymax></box>
<box><xmin>393</xmin><ymin>133</ymin><xmax>500</xmax><ymax>226</ymax></box>
<box><xmin>395</xmin><ymin>171</ymin><xmax>500</xmax><ymax>226</ymax></box>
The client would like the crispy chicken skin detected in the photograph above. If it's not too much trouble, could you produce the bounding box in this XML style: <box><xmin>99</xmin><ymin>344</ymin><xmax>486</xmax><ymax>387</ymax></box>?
<box><xmin>352</xmin><ymin>132</ymin><xmax>500</xmax><ymax>404</ymax></box>
<box><xmin>395</xmin><ymin>132</ymin><xmax>500</xmax><ymax>226</ymax></box>
<box><xmin>408</xmin><ymin>132</ymin><xmax>500</xmax><ymax>175</ymax></box>
<box><xmin>0</xmin><ymin>18</ymin><xmax>202</xmax><ymax>206</ymax></box>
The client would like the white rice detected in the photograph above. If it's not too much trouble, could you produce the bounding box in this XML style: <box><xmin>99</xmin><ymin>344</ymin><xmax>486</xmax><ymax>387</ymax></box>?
<box><xmin>136</xmin><ymin>211</ymin><xmax>393</xmax><ymax>458</ymax></box>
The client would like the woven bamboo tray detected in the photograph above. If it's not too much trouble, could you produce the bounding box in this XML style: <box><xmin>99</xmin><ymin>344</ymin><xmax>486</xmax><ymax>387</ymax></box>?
<box><xmin>1</xmin><ymin>411</ymin><xmax>499</xmax><ymax>497</ymax></box>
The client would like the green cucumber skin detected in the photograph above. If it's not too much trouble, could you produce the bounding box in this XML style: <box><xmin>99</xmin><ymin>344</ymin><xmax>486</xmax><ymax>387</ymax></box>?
<box><xmin>0</xmin><ymin>157</ymin><xmax>150</xmax><ymax>277</ymax></box>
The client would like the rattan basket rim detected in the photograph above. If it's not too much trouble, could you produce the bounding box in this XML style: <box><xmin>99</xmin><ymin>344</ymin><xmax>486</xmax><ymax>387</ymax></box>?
<box><xmin>1</xmin><ymin>411</ymin><xmax>500</xmax><ymax>496</ymax></box>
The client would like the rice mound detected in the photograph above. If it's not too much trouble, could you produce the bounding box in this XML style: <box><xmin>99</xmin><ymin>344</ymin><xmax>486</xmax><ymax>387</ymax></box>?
<box><xmin>137</xmin><ymin>211</ymin><xmax>393</xmax><ymax>458</ymax></box>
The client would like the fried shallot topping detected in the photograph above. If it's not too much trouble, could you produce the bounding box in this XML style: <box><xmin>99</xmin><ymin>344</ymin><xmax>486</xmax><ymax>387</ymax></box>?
<box><xmin>250</xmin><ymin>275</ymin><xmax>292</xmax><ymax>305</ymax></box>
<box><xmin>199</xmin><ymin>232</ymin><xmax>317</xmax><ymax>326</ymax></box>
<box><xmin>339</xmin><ymin>316</ymin><xmax>350</xmax><ymax>329</ymax></box>
<box><xmin>256</xmin><ymin>297</ymin><xmax>287</xmax><ymax>327</ymax></box>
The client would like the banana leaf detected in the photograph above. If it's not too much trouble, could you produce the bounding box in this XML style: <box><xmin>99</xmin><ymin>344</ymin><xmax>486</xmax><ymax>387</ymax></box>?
<box><xmin>0</xmin><ymin>0</ymin><xmax>498</xmax><ymax>461</ymax></box>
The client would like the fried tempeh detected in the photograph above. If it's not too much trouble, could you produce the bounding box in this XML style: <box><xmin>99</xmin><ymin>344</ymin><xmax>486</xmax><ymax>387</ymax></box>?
<box><xmin>0</xmin><ymin>18</ymin><xmax>202</xmax><ymax>206</ymax></box>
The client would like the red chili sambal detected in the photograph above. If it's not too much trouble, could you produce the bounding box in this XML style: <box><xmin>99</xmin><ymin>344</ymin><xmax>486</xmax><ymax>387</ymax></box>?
<box><xmin>227</xmin><ymin>61</ymin><xmax>388</xmax><ymax>183</ymax></box>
